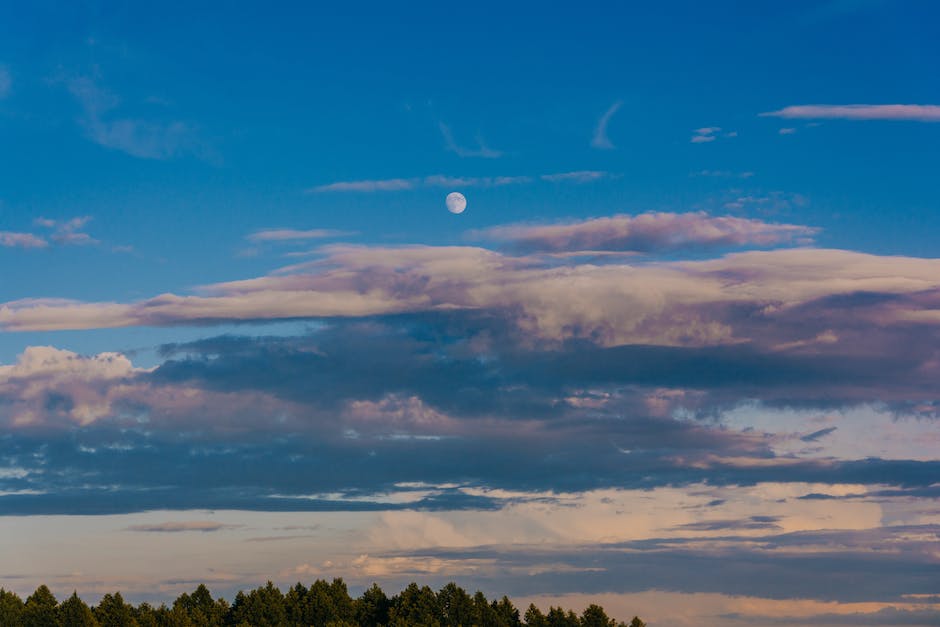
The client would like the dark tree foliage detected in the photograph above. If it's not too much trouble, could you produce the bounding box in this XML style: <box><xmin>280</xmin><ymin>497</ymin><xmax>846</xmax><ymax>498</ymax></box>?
<box><xmin>0</xmin><ymin>588</ymin><xmax>25</xmax><ymax>625</ymax></box>
<box><xmin>22</xmin><ymin>584</ymin><xmax>58</xmax><ymax>627</ymax></box>
<box><xmin>1</xmin><ymin>580</ymin><xmax>642</xmax><ymax>626</ymax></box>
<box><xmin>94</xmin><ymin>591</ymin><xmax>138</xmax><ymax>627</ymax></box>
<box><xmin>58</xmin><ymin>591</ymin><xmax>98</xmax><ymax>627</ymax></box>
<box><xmin>353</xmin><ymin>583</ymin><xmax>390</xmax><ymax>627</ymax></box>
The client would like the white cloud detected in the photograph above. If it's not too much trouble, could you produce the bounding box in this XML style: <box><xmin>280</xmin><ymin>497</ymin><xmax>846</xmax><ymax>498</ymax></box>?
<box><xmin>591</xmin><ymin>101</ymin><xmax>622</xmax><ymax>150</ymax></box>
<box><xmin>761</xmin><ymin>104</ymin><xmax>940</xmax><ymax>122</ymax></box>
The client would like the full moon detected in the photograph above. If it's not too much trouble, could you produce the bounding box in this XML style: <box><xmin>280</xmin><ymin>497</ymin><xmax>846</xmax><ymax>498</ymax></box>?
<box><xmin>446</xmin><ymin>192</ymin><xmax>467</xmax><ymax>214</ymax></box>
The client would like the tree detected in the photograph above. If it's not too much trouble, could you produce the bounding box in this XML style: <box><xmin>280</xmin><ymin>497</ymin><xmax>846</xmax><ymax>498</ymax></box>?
<box><xmin>22</xmin><ymin>585</ymin><xmax>58</xmax><ymax>627</ymax></box>
<box><xmin>389</xmin><ymin>582</ymin><xmax>441</xmax><ymax>626</ymax></box>
<box><xmin>627</xmin><ymin>618</ymin><xmax>646</xmax><ymax>627</ymax></box>
<box><xmin>95</xmin><ymin>591</ymin><xmax>139</xmax><ymax>627</ymax></box>
<box><xmin>546</xmin><ymin>606</ymin><xmax>580</xmax><ymax>627</ymax></box>
<box><xmin>172</xmin><ymin>584</ymin><xmax>227</xmax><ymax>626</ymax></box>
<box><xmin>493</xmin><ymin>595</ymin><xmax>522</xmax><ymax>626</ymax></box>
<box><xmin>354</xmin><ymin>583</ymin><xmax>390</xmax><ymax>627</ymax></box>
<box><xmin>524</xmin><ymin>603</ymin><xmax>547</xmax><ymax>627</ymax></box>
<box><xmin>580</xmin><ymin>604</ymin><xmax>615</xmax><ymax>627</ymax></box>
<box><xmin>227</xmin><ymin>581</ymin><xmax>287</xmax><ymax>626</ymax></box>
<box><xmin>438</xmin><ymin>582</ymin><xmax>474</xmax><ymax>627</ymax></box>
<box><xmin>0</xmin><ymin>588</ymin><xmax>24</xmax><ymax>626</ymax></box>
<box><xmin>471</xmin><ymin>590</ymin><xmax>500</xmax><ymax>626</ymax></box>
<box><xmin>58</xmin><ymin>591</ymin><xmax>99</xmax><ymax>627</ymax></box>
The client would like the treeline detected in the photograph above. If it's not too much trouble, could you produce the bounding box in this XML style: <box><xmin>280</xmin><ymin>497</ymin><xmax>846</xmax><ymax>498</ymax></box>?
<box><xmin>0</xmin><ymin>580</ymin><xmax>644</xmax><ymax>627</ymax></box>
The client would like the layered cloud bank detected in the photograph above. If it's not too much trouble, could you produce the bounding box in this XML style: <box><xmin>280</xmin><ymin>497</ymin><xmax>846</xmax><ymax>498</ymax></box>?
<box><xmin>1</xmin><ymin>212</ymin><xmax>938</xmax><ymax>623</ymax></box>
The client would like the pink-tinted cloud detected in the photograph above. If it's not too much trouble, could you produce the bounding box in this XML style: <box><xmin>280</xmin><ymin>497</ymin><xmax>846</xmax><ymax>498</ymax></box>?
<box><xmin>0</xmin><ymin>231</ymin><xmax>48</xmax><ymax>248</ymax></box>
<box><xmin>762</xmin><ymin>104</ymin><xmax>940</xmax><ymax>122</ymax></box>
<box><xmin>475</xmin><ymin>211</ymin><xmax>817</xmax><ymax>253</ymax></box>
<box><xmin>247</xmin><ymin>228</ymin><xmax>349</xmax><ymax>242</ymax></box>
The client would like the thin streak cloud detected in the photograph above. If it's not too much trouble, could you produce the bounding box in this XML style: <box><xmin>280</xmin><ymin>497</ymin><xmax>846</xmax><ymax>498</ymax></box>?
<box><xmin>761</xmin><ymin>104</ymin><xmax>940</xmax><ymax>122</ymax></box>
<box><xmin>591</xmin><ymin>101</ymin><xmax>622</xmax><ymax>149</ymax></box>
<box><xmin>439</xmin><ymin>122</ymin><xmax>502</xmax><ymax>158</ymax></box>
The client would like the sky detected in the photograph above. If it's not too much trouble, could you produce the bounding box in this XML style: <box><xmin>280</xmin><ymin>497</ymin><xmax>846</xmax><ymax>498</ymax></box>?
<box><xmin>1</xmin><ymin>1</ymin><xmax>940</xmax><ymax>625</ymax></box>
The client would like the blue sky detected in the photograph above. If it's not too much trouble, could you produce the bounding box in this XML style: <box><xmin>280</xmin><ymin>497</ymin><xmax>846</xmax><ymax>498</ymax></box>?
<box><xmin>2</xmin><ymin>2</ymin><xmax>940</xmax><ymax>625</ymax></box>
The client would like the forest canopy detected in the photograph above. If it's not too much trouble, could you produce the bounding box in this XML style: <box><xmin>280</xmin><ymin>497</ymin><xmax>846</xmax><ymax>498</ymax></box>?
<box><xmin>0</xmin><ymin>580</ymin><xmax>645</xmax><ymax>626</ymax></box>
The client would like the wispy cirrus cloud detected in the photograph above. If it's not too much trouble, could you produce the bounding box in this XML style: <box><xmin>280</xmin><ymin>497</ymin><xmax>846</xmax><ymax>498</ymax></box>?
<box><xmin>66</xmin><ymin>76</ymin><xmax>205</xmax><ymax>160</ymax></box>
<box><xmin>247</xmin><ymin>228</ymin><xmax>351</xmax><ymax>242</ymax></box>
<box><xmin>438</xmin><ymin>122</ymin><xmax>502</xmax><ymax>158</ymax></box>
<box><xmin>313</xmin><ymin>178</ymin><xmax>415</xmax><ymax>193</ymax></box>
<box><xmin>761</xmin><ymin>104</ymin><xmax>940</xmax><ymax>122</ymax></box>
<box><xmin>475</xmin><ymin>211</ymin><xmax>817</xmax><ymax>253</ymax></box>
<box><xmin>591</xmin><ymin>101</ymin><xmax>622</xmax><ymax>149</ymax></box>
<box><xmin>540</xmin><ymin>171</ymin><xmax>612</xmax><ymax>183</ymax></box>
<box><xmin>0</xmin><ymin>65</ymin><xmax>11</xmax><ymax>99</ymax></box>
<box><xmin>309</xmin><ymin>172</ymin><xmax>613</xmax><ymax>193</ymax></box>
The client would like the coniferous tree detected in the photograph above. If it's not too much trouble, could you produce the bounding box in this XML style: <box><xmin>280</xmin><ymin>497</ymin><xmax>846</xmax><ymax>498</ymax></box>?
<box><xmin>493</xmin><ymin>595</ymin><xmax>522</xmax><ymax>626</ymax></box>
<box><xmin>354</xmin><ymin>583</ymin><xmax>390</xmax><ymax>627</ymax></box>
<box><xmin>228</xmin><ymin>581</ymin><xmax>287</xmax><ymax>626</ymax></box>
<box><xmin>389</xmin><ymin>582</ymin><xmax>441</xmax><ymax>626</ymax></box>
<box><xmin>580</xmin><ymin>604</ymin><xmax>616</xmax><ymax>627</ymax></box>
<box><xmin>546</xmin><ymin>605</ymin><xmax>580</xmax><ymax>627</ymax></box>
<box><xmin>0</xmin><ymin>579</ymin><xmax>642</xmax><ymax>627</ymax></box>
<box><xmin>95</xmin><ymin>591</ymin><xmax>139</xmax><ymax>627</ymax></box>
<box><xmin>58</xmin><ymin>590</ymin><xmax>99</xmax><ymax>627</ymax></box>
<box><xmin>130</xmin><ymin>602</ymin><xmax>165</xmax><ymax>627</ymax></box>
<box><xmin>172</xmin><ymin>584</ymin><xmax>227</xmax><ymax>626</ymax></box>
<box><xmin>524</xmin><ymin>603</ymin><xmax>547</xmax><ymax>627</ymax></box>
<box><xmin>0</xmin><ymin>588</ymin><xmax>25</xmax><ymax>626</ymax></box>
<box><xmin>470</xmin><ymin>590</ymin><xmax>500</xmax><ymax>626</ymax></box>
<box><xmin>285</xmin><ymin>582</ymin><xmax>308</xmax><ymax>625</ymax></box>
<box><xmin>438</xmin><ymin>582</ymin><xmax>474</xmax><ymax>627</ymax></box>
<box><xmin>22</xmin><ymin>584</ymin><xmax>58</xmax><ymax>627</ymax></box>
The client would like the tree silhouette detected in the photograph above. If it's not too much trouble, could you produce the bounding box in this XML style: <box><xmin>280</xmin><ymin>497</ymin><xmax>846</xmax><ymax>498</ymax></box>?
<box><xmin>22</xmin><ymin>585</ymin><xmax>58</xmax><ymax>627</ymax></box>
<box><xmin>0</xmin><ymin>580</ymin><xmax>642</xmax><ymax>626</ymax></box>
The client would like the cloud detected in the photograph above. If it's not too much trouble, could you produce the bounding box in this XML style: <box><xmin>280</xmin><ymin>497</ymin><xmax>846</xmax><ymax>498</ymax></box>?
<box><xmin>0</xmin><ymin>232</ymin><xmax>48</xmax><ymax>249</ymax></box>
<box><xmin>35</xmin><ymin>216</ymin><xmax>99</xmax><ymax>246</ymax></box>
<box><xmin>691</xmin><ymin>126</ymin><xmax>738</xmax><ymax>143</ymax></box>
<box><xmin>475</xmin><ymin>211</ymin><xmax>818</xmax><ymax>253</ymax></box>
<box><xmin>439</xmin><ymin>122</ymin><xmax>502</xmax><ymax>158</ymax></box>
<box><xmin>312</xmin><ymin>173</ymin><xmax>611</xmax><ymax>193</ymax></box>
<box><xmin>66</xmin><ymin>76</ymin><xmax>203</xmax><ymax>160</ymax></box>
<box><xmin>247</xmin><ymin>229</ymin><xmax>350</xmax><ymax>242</ymax></box>
<box><xmin>692</xmin><ymin>170</ymin><xmax>755</xmax><ymax>179</ymax></box>
<box><xmin>125</xmin><ymin>521</ymin><xmax>236</xmax><ymax>533</ymax></box>
<box><xmin>540</xmin><ymin>171</ymin><xmax>611</xmax><ymax>183</ymax></box>
<box><xmin>761</xmin><ymin>104</ymin><xmax>940</xmax><ymax>122</ymax></box>
<box><xmin>311</xmin><ymin>179</ymin><xmax>415</xmax><ymax>193</ymax></box>
<box><xmin>0</xmin><ymin>66</ymin><xmax>10</xmax><ymax>99</ymax></box>
<box><xmin>591</xmin><ymin>101</ymin><xmax>622</xmax><ymax>150</ymax></box>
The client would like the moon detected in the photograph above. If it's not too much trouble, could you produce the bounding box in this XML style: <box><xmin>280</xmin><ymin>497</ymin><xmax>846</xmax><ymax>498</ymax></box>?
<box><xmin>446</xmin><ymin>192</ymin><xmax>467</xmax><ymax>214</ymax></box>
